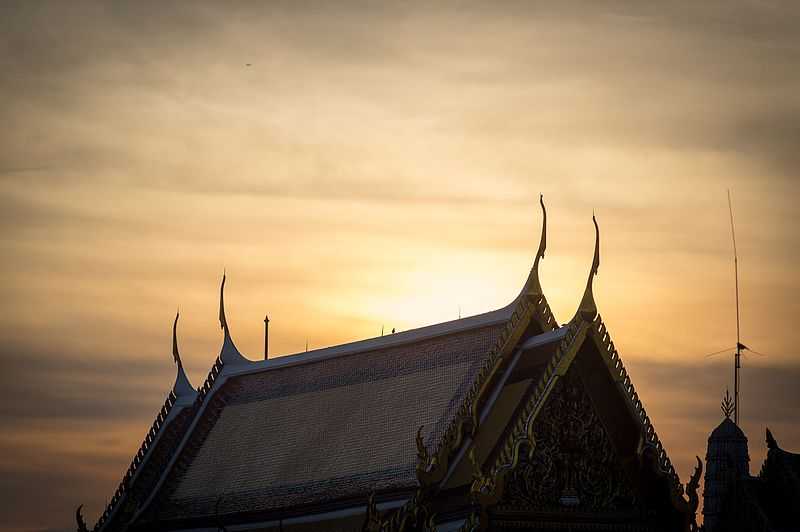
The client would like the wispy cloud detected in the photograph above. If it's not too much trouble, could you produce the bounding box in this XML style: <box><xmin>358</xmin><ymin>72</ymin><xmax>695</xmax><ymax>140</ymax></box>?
<box><xmin>1</xmin><ymin>1</ymin><xmax>798</xmax><ymax>530</ymax></box>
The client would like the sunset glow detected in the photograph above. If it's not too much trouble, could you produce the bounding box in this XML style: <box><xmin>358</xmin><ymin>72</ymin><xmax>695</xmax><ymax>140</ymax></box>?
<box><xmin>1</xmin><ymin>2</ymin><xmax>799</xmax><ymax>531</ymax></box>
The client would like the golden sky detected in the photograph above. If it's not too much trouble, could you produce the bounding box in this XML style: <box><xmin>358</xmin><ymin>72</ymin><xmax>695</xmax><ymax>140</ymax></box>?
<box><xmin>1</xmin><ymin>2</ymin><xmax>799</xmax><ymax>531</ymax></box>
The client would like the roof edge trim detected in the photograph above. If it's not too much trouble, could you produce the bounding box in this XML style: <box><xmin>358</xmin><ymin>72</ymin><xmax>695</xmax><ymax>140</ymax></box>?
<box><xmin>223</xmin><ymin>302</ymin><xmax>517</xmax><ymax>379</ymax></box>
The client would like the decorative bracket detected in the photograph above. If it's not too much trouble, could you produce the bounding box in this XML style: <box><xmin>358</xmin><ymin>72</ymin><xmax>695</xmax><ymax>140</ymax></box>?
<box><xmin>415</xmin><ymin>426</ymin><xmax>432</xmax><ymax>484</ymax></box>
<box><xmin>362</xmin><ymin>493</ymin><xmax>383</xmax><ymax>532</ymax></box>
<box><xmin>686</xmin><ymin>456</ymin><xmax>703</xmax><ymax>532</ymax></box>
<box><xmin>76</xmin><ymin>505</ymin><xmax>90</xmax><ymax>532</ymax></box>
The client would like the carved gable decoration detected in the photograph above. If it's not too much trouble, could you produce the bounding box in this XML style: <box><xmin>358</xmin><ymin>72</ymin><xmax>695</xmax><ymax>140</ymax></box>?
<box><xmin>498</xmin><ymin>368</ymin><xmax>637</xmax><ymax>514</ymax></box>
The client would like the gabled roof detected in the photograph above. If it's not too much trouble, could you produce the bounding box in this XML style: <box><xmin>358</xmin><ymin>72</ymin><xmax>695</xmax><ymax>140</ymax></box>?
<box><xmin>99</xmin><ymin>300</ymin><xmax>558</xmax><ymax>529</ymax></box>
<box><xmin>488</xmin><ymin>313</ymin><xmax>683</xmax><ymax>497</ymax></box>
<box><xmin>156</xmin><ymin>315</ymin><xmax>509</xmax><ymax>522</ymax></box>
<box><xmin>468</xmin><ymin>216</ymin><xmax>688</xmax><ymax>520</ymax></box>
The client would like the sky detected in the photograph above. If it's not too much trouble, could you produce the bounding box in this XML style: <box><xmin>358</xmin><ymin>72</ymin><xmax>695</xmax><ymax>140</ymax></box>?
<box><xmin>1</xmin><ymin>1</ymin><xmax>799</xmax><ymax>530</ymax></box>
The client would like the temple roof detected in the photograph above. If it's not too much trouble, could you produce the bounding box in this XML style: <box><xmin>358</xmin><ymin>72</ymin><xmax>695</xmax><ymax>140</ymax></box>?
<box><xmin>153</xmin><ymin>307</ymin><xmax>560</xmax><ymax>522</ymax></box>
<box><xmin>90</xmin><ymin>198</ymin><xmax>694</xmax><ymax>531</ymax></box>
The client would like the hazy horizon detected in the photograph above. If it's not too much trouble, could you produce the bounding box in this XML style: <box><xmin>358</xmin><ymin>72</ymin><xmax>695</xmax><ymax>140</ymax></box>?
<box><xmin>1</xmin><ymin>2</ymin><xmax>799</xmax><ymax>531</ymax></box>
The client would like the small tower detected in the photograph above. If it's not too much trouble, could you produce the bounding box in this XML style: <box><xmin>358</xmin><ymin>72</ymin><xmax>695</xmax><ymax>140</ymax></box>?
<box><xmin>703</xmin><ymin>390</ymin><xmax>750</xmax><ymax>532</ymax></box>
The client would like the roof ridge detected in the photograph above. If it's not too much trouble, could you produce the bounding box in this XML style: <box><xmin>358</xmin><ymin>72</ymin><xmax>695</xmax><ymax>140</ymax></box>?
<box><xmin>221</xmin><ymin>302</ymin><xmax>520</xmax><ymax>379</ymax></box>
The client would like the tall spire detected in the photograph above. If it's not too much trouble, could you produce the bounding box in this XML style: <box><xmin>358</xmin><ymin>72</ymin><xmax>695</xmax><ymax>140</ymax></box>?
<box><xmin>219</xmin><ymin>270</ymin><xmax>229</xmax><ymax>336</ymax></box>
<box><xmin>171</xmin><ymin>311</ymin><xmax>196</xmax><ymax>402</ymax></box>
<box><xmin>574</xmin><ymin>214</ymin><xmax>600</xmax><ymax>322</ymax></box>
<box><xmin>522</xmin><ymin>194</ymin><xmax>547</xmax><ymax>298</ymax></box>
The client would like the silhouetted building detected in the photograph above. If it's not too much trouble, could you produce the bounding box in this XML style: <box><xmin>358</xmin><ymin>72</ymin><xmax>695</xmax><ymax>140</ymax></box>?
<box><xmin>703</xmin><ymin>416</ymin><xmax>800</xmax><ymax>532</ymax></box>
<box><xmin>79</xmin><ymin>200</ymin><xmax>703</xmax><ymax>532</ymax></box>
<box><xmin>703</xmin><ymin>401</ymin><xmax>750</xmax><ymax>532</ymax></box>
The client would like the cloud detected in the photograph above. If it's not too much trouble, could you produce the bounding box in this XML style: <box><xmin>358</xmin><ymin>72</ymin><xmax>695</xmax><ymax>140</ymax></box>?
<box><xmin>0</xmin><ymin>2</ymin><xmax>798</xmax><ymax>530</ymax></box>
<box><xmin>0</xmin><ymin>347</ymin><xmax>167</xmax><ymax>423</ymax></box>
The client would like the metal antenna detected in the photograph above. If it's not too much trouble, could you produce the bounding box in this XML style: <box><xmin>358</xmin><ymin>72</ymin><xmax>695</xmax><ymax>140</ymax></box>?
<box><xmin>728</xmin><ymin>190</ymin><xmax>742</xmax><ymax>425</ymax></box>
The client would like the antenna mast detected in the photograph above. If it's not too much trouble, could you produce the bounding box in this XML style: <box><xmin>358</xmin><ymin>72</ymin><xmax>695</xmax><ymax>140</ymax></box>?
<box><xmin>728</xmin><ymin>190</ymin><xmax>742</xmax><ymax>425</ymax></box>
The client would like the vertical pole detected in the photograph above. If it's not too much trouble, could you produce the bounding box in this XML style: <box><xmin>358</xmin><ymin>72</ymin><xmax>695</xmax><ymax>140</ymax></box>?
<box><xmin>728</xmin><ymin>190</ymin><xmax>741</xmax><ymax>426</ymax></box>
<box><xmin>264</xmin><ymin>315</ymin><xmax>269</xmax><ymax>360</ymax></box>
<box><xmin>735</xmin><ymin>343</ymin><xmax>741</xmax><ymax>425</ymax></box>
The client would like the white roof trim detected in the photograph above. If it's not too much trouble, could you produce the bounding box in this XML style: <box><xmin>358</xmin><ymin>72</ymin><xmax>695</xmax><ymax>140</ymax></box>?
<box><xmin>223</xmin><ymin>300</ymin><xmax>518</xmax><ymax>379</ymax></box>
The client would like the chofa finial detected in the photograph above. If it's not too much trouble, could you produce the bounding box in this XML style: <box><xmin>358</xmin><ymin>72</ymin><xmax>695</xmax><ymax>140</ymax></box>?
<box><xmin>172</xmin><ymin>310</ymin><xmax>182</xmax><ymax>369</ymax></box>
<box><xmin>215</xmin><ymin>270</ymin><xmax>250</xmax><ymax>367</ymax></box>
<box><xmin>522</xmin><ymin>194</ymin><xmax>547</xmax><ymax>297</ymax></box>
<box><xmin>534</xmin><ymin>194</ymin><xmax>547</xmax><ymax>269</ymax></box>
<box><xmin>171</xmin><ymin>311</ymin><xmax>197</xmax><ymax>401</ymax></box>
<box><xmin>574</xmin><ymin>214</ymin><xmax>600</xmax><ymax>321</ymax></box>
<box><xmin>721</xmin><ymin>388</ymin><xmax>735</xmax><ymax>419</ymax></box>
<box><xmin>219</xmin><ymin>271</ymin><xmax>228</xmax><ymax>335</ymax></box>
